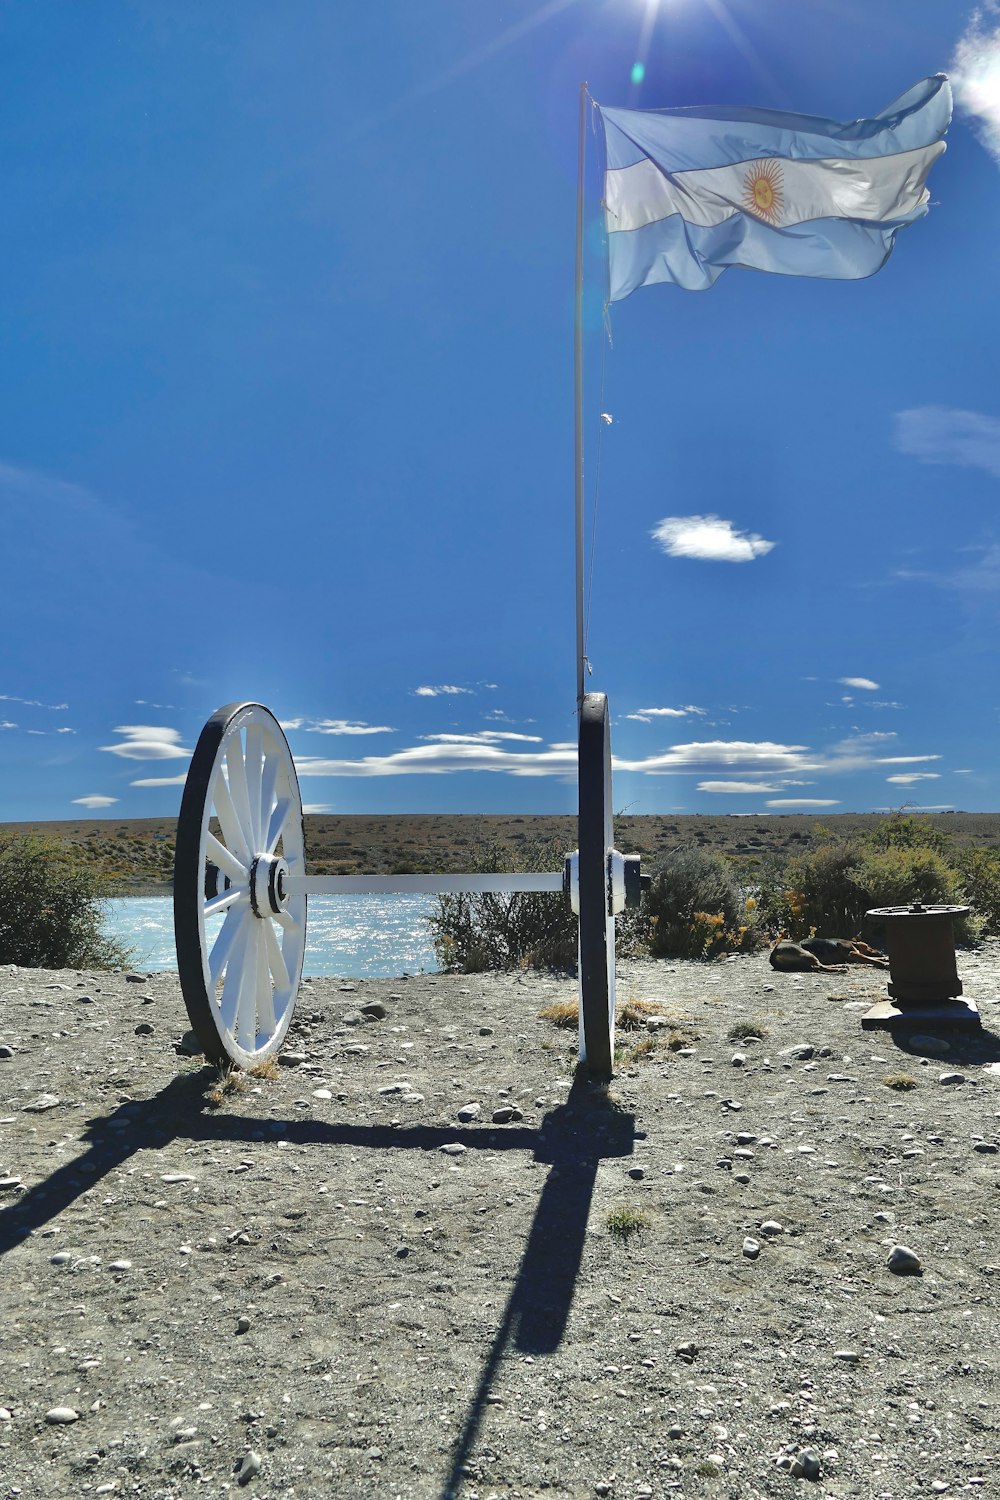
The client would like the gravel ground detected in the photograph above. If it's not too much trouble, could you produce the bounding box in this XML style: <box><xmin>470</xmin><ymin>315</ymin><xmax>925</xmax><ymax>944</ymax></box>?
<box><xmin>1</xmin><ymin>946</ymin><xmax>999</xmax><ymax>1500</ymax></box>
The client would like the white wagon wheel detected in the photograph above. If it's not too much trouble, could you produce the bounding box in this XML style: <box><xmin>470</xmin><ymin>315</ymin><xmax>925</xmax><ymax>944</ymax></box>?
<box><xmin>173</xmin><ymin>702</ymin><xmax>307</xmax><ymax>1067</ymax></box>
<box><xmin>577</xmin><ymin>692</ymin><xmax>616</xmax><ymax>1077</ymax></box>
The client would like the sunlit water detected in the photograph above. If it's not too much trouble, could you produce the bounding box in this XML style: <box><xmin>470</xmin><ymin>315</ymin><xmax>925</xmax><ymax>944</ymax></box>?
<box><xmin>102</xmin><ymin>895</ymin><xmax>439</xmax><ymax>977</ymax></box>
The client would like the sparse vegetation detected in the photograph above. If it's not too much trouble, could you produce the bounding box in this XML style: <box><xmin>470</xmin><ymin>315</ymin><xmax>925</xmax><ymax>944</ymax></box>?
<box><xmin>644</xmin><ymin>848</ymin><xmax>754</xmax><ymax>958</ymax></box>
<box><xmin>605</xmin><ymin>1206</ymin><xmax>649</xmax><ymax>1244</ymax></box>
<box><xmin>0</xmin><ymin>834</ymin><xmax>133</xmax><ymax>969</ymax></box>
<box><xmin>728</xmin><ymin>1019</ymin><xmax>768</xmax><ymax>1042</ymax></box>
<box><xmin>883</xmin><ymin>1073</ymin><xmax>918</xmax><ymax>1091</ymax></box>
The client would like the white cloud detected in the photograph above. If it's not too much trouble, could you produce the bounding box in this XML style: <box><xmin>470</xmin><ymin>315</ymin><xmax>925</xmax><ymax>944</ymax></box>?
<box><xmin>895</xmin><ymin>406</ymin><xmax>1000</xmax><ymax>477</ymax></box>
<box><xmin>414</xmin><ymin>684</ymin><xmax>470</xmax><ymax>697</ymax></box>
<box><xmin>130</xmin><ymin>774</ymin><xmax>188</xmax><ymax>787</ymax></box>
<box><xmin>952</xmin><ymin>6</ymin><xmax>1000</xmax><ymax>167</ymax></box>
<box><xmin>839</xmin><ymin>677</ymin><xmax>879</xmax><ymax>691</ymax></box>
<box><xmin>886</xmin><ymin>772</ymin><xmax>942</xmax><ymax>785</ymax></box>
<box><xmin>627</xmin><ymin>705</ymin><xmax>706</xmax><ymax>722</ymax></box>
<box><xmin>0</xmin><ymin>692</ymin><xmax>68</xmax><ymax>709</ymax></box>
<box><xmin>101</xmin><ymin>725</ymin><xmax>190</xmax><ymax>761</ymax></box>
<box><xmin>0</xmin><ymin>721</ymin><xmax>15</xmax><ymax>730</ymax></box>
<box><xmin>72</xmin><ymin>794</ymin><xmax>118</xmax><ymax>809</ymax></box>
<box><xmin>420</xmin><ymin>730</ymin><xmax>543</xmax><ymax>745</ymax></box>
<box><xmin>288</xmin><ymin>718</ymin><xmax>396</xmax><ymax>736</ymax></box>
<box><xmin>651</xmin><ymin>515</ymin><xmax>776</xmax><ymax>563</ymax></box>
<box><xmin>283</xmin><ymin>729</ymin><xmax>942</xmax><ymax>783</ymax></box>
<box><xmin>302</xmin><ymin>804</ymin><xmax>332</xmax><ymax>814</ymax></box>
<box><xmin>697</xmin><ymin>780</ymin><xmax>786</xmax><ymax>794</ymax></box>
<box><xmin>55</xmin><ymin>726</ymin><xmax>76</xmax><ymax>734</ymax></box>
<box><xmin>765</xmin><ymin>798</ymin><xmax>840</xmax><ymax>808</ymax></box>
<box><xmin>295</xmin><ymin>741</ymin><xmax>578</xmax><ymax>779</ymax></box>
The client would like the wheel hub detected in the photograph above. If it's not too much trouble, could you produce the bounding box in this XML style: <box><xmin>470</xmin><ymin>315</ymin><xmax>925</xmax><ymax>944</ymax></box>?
<box><xmin>249</xmin><ymin>853</ymin><xmax>290</xmax><ymax>918</ymax></box>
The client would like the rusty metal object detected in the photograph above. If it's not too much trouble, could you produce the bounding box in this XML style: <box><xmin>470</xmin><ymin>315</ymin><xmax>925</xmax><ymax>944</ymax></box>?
<box><xmin>862</xmin><ymin>901</ymin><xmax>979</xmax><ymax>1032</ymax></box>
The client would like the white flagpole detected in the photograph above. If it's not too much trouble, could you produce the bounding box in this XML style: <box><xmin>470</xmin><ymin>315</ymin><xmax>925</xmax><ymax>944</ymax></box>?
<box><xmin>574</xmin><ymin>81</ymin><xmax>587</xmax><ymax>711</ymax></box>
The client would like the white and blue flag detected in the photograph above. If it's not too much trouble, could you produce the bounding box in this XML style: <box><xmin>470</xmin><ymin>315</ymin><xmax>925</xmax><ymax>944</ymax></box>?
<box><xmin>599</xmin><ymin>75</ymin><xmax>952</xmax><ymax>297</ymax></box>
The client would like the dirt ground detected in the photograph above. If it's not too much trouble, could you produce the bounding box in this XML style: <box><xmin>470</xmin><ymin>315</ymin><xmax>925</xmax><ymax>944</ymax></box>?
<box><xmin>1</xmin><ymin>946</ymin><xmax>999</xmax><ymax>1499</ymax></box>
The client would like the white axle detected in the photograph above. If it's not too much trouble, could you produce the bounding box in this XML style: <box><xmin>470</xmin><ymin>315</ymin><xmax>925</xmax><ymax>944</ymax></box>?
<box><xmin>284</xmin><ymin>873</ymin><xmax>566</xmax><ymax>897</ymax></box>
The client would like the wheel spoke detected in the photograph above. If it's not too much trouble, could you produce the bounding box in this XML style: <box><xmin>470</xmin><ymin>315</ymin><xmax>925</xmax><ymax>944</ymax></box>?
<box><xmin>206</xmin><ymin>831</ymin><xmax>248</xmax><ymax>885</ymax></box>
<box><xmin>235</xmin><ymin>924</ymin><xmax>261</xmax><ymax>1050</ymax></box>
<box><xmin>266</xmin><ymin>797</ymin><xmax>292</xmax><ymax>855</ymax></box>
<box><xmin>244</xmin><ymin>723</ymin><xmax>264</xmax><ymax>847</ymax></box>
<box><xmin>255</xmin><ymin>928</ymin><xmax>277</xmax><ymax>1037</ymax></box>
<box><xmin>213</xmin><ymin>767</ymin><xmax>252</xmax><ymax>864</ymax></box>
<box><xmin>226</xmin><ymin>737</ymin><xmax>256</xmax><ymax>857</ymax></box>
<box><xmin>209</xmin><ymin>903</ymin><xmax>247</xmax><ymax>988</ymax></box>
<box><xmin>259</xmin><ymin>752</ymin><xmax>280</xmax><ymax>843</ymax></box>
<box><xmin>263</xmin><ymin>915</ymin><xmax>290</xmax><ymax>991</ymax></box>
<box><xmin>273</xmin><ymin>905</ymin><xmax>297</xmax><ymax>930</ymax></box>
<box><xmin>219</xmin><ymin>918</ymin><xmax>251</xmax><ymax>1033</ymax></box>
<box><xmin>204</xmin><ymin>886</ymin><xmax>247</xmax><ymax>921</ymax></box>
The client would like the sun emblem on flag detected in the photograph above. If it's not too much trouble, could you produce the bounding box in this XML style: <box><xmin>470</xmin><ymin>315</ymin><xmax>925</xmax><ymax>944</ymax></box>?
<box><xmin>742</xmin><ymin>159</ymin><xmax>784</xmax><ymax>224</ymax></box>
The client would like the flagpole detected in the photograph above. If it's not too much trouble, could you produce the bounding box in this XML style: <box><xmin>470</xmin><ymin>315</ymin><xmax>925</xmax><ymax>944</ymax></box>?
<box><xmin>574</xmin><ymin>80</ymin><xmax>587</xmax><ymax>711</ymax></box>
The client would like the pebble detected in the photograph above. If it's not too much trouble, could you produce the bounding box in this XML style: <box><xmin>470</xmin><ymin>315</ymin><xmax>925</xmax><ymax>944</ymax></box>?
<box><xmin>790</xmin><ymin>1448</ymin><xmax>821</xmax><ymax>1480</ymax></box>
<box><xmin>359</xmin><ymin>1002</ymin><xmax>387</xmax><ymax>1020</ymax></box>
<box><xmin>888</xmin><ymin>1244</ymin><xmax>922</xmax><ymax>1276</ymax></box>
<box><xmin>161</xmin><ymin>1173</ymin><xmax>196</xmax><ymax>1184</ymax></box>
<box><xmin>278</xmin><ymin>1052</ymin><xmax>307</xmax><ymax>1067</ymax></box>
<box><xmin>23</xmin><ymin>1093</ymin><xmax>60</xmax><ymax>1113</ymax></box>
<box><xmin>0</xmin><ymin>1176</ymin><xmax>22</xmax><ymax>1192</ymax></box>
<box><xmin>237</xmin><ymin>1450</ymin><xmax>262</xmax><ymax>1485</ymax></box>
<box><xmin>938</xmin><ymin>1072</ymin><xmax>966</xmax><ymax>1086</ymax></box>
<box><xmin>0</xmin><ymin>1044</ymin><xmax>15</xmax><ymax>1058</ymax></box>
<box><xmin>760</xmin><ymin>1220</ymin><xmax>783</xmax><ymax>1236</ymax></box>
<box><xmin>674</xmin><ymin>1341</ymin><xmax>698</xmax><ymax>1362</ymax></box>
<box><xmin>107</xmin><ymin>1260</ymin><xmax>132</xmax><ymax>1273</ymax></box>
<box><xmin>50</xmin><ymin>1252</ymin><xmax>72</xmax><ymax>1266</ymax></box>
<box><xmin>491</xmin><ymin>1105</ymin><xmax>522</xmax><ymax>1123</ymax></box>
<box><xmin>236</xmin><ymin>1317</ymin><xmax>251</xmax><ymax>1335</ymax></box>
<box><xmin>341</xmin><ymin>1011</ymin><xmax>365</xmax><ymax>1026</ymax></box>
<box><xmin>909</xmin><ymin>1034</ymin><xmax>950</xmax><ymax>1054</ymax></box>
<box><xmin>456</xmin><ymin>1103</ymin><xmax>481</xmax><ymax>1122</ymax></box>
<box><xmin>439</xmin><ymin>1143</ymin><xmax>467</xmax><ymax>1156</ymax></box>
<box><xmin>134</xmin><ymin>1022</ymin><xmax>154</xmax><ymax>1036</ymax></box>
<box><xmin>973</xmin><ymin>1142</ymin><xmax>998</xmax><ymax>1154</ymax></box>
<box><xmin>833</xmin><ymin>1349</ymin><xmax>860</xmax><ymax>1362</ymax></box>
<box><xmin>628</xmin><ymin>1166</ymin><xmax>645</xmax><ymax>1180</ymax></box>
<box><xmin>780</xmin><ymin>1044</ymin><xmax>815</xmax><ymax>1060</ymax></box>
<box><xmin>311</xmin><ymin>1088</ymin><xmax>333</xmax><ymax>1100</ymax></box>
<box><xmin>742</xmin><ymin>1237</ymin><xmax>761</xmax><ymax>1259</ymax></box>
<box><xmin>0</xmin><ymin>1407</ymin><xmax>10</xmax><ymax>1420</ymax></box>
<box><xmin>45</xmin><ymin>1406</ymin><xmax>80</xmax><ymax>1424</ymax></box>
<box><xmin>731</xmin><ymin>1053</ymin><xmax>746</xmax><ymax>1067</ymax></box>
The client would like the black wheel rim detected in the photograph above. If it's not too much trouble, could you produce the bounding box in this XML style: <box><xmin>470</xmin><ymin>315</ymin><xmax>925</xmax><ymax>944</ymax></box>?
<box><xmin>578</xmin><ymin>692</ymin><xmax>615</xmax><ymax>1077</ymax></box>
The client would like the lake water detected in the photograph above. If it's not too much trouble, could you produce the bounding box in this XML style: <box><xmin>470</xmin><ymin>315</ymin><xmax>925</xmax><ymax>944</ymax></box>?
<box><xmin>102</xmin><ymin>895</ymin><xmax>439</xmax><ymax>977</ymax></box>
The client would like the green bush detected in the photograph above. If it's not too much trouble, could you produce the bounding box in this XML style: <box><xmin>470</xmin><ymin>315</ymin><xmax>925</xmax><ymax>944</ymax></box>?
<box><xmin>644</xmin><ymin>847</ymin><xmax>752</xmax><ymax>958</ymax></box>
<box><xmin>0</xmin><ymin>835</ymin><xmax>133</xmax><ymax>969</ymax></box>
<box><xmin>957</xmin><ymin>848</ymin><xmax>1000</xmax><ymax>936</ymax></box>
<box><xmin>784</xmin><ymin>837</ymin><xmax>974</xmax><ymax>943</ymax></box>
<box><xmin>428</xmin><ymin>836</ymin><xmax>577</xmax><ymax>972</ymax></box>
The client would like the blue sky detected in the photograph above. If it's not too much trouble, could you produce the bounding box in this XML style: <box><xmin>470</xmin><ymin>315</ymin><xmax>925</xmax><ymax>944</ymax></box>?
<box><xmin>2</xmin><ymin>0</ymin><xmax>999</xmax><ymax>822</ymax></box>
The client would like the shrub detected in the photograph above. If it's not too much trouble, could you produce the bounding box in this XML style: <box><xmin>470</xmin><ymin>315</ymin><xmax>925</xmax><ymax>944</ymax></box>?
<box><xmin>957</xmin><ymin>848</ymin><xmax>1000</xmax><ymax>936</ymax></box>
<box><xmin>429</xmin><ymin>836</ymin><xmax>577</xmax><ymax>972</ymax></box>
<box><xmin>782</xmin><ymin>839</ymin><xmax>972</xmax><ymax>941</ymax></box>
<box><xmin>644</xmin><ymin>847</ymin><xmax>751</xmax><ymax>958</ymax></box>
<box><xmin>0</xmin><ymin>835</ymin><xmax>133</xmax><ymax>969</ymax></box>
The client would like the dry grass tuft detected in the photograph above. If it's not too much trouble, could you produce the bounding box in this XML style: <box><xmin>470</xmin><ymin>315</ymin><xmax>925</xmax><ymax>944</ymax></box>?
<box><xmin>539</xmin><ymin>1000</ymin><xmax>579</xmax><ymax>1029</ymax></box>
<box><xmin>206</xmin><ymin>1065</ymin><xmax>248</xmax><ymax>1109</ymax></box>
<box><xmin>883</xmin><ymin>1073</ymin><xmax>918</xmax><ymax>1091</ymax></box>
<box><xmin>248</xmin><ymin>1057</ymin><xmax>280</xmax><ymax>1081</ymax></box>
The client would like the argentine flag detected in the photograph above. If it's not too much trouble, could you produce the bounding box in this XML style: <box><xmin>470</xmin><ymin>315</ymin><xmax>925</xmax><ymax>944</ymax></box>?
<box><xmin>599</xmin><ymin>75</ymin><xmax>952</xmax><ymax>298</ymax></box>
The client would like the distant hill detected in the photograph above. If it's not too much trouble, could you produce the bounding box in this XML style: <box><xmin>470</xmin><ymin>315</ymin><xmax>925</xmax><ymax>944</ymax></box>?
<box><xmin>2</xmin><ymin>811</ymin><xmax>998</xmax><ymax>893</ymax></box>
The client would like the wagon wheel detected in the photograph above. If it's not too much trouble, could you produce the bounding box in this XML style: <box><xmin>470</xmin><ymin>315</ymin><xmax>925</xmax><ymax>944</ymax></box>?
<box><xmin>577</xmin><ymin>692</ymin><xmax>615</xmax><ymax>1077</ymax></box>
<box><xmin>174</xmin><ymin>702</ymin><xmax>307</xmax><ymax>1067</ymax></box>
